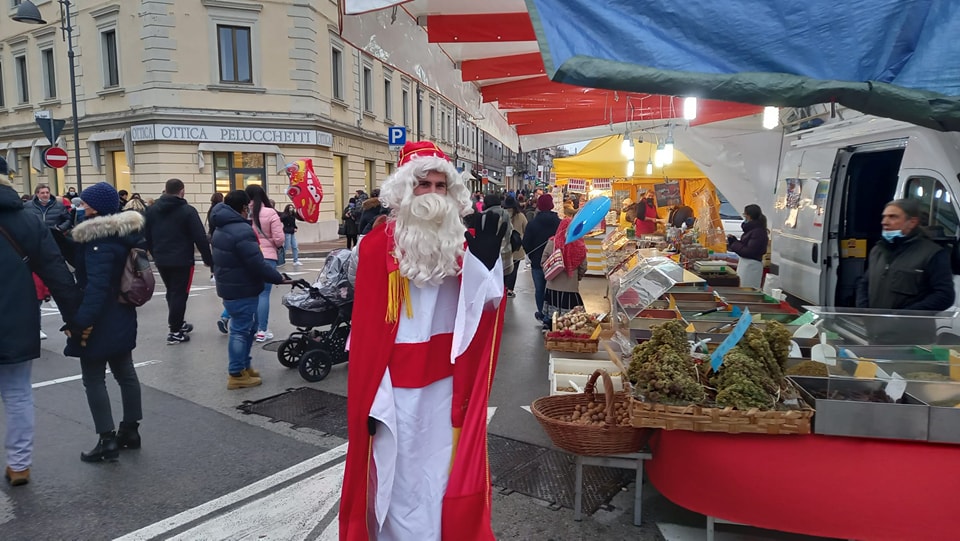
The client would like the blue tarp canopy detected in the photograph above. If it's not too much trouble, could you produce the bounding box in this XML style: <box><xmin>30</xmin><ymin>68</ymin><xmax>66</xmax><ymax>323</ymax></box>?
<box><xmin>525</xmin><ymin>0</ymin><xmax>960</xmax><ymax>130</ymax></box>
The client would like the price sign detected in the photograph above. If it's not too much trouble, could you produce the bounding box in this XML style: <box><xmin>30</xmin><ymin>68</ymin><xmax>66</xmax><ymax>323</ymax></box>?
<box><xmin>592</xmin><ymin>178</ymin><xmax>611</xmax><ymax>190</ymax></box>
<box><xmin>710</xmin><ymin>307</ymin><xmax>752</xmax><ymax>371</ymax></box>
<box><xmin>567</xmin><ymin>178</ymin><xmax>586</xmax><ymax>192</ymax></box>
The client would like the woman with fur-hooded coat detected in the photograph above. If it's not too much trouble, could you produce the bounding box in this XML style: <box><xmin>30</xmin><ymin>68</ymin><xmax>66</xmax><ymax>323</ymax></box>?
<box><xmin>65</xmin><ymin>182</ymin><xmax>144</xmax><ymax>464</ymax></box>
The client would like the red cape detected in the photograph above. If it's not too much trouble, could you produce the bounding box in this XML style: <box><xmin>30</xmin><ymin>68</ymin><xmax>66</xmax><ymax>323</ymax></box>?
<box><xmin>340</xmin><ymin>225</ymin><xmax>505</xmax><ymax>541</ymax></box>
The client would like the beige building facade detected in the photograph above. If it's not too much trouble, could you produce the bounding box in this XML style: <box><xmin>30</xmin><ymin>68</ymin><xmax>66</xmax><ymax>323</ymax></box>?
<box><xmin>0</xmin><ymin>0</ymin><xmax>480</xmax><ymax>240</ymax></box>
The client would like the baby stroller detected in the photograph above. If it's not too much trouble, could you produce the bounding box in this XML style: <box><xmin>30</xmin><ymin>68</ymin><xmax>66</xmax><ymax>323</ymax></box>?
<box><xmin>278</xmin><ymin>249</ymin><xmax>353</xmax><ymax>382</ymax></box>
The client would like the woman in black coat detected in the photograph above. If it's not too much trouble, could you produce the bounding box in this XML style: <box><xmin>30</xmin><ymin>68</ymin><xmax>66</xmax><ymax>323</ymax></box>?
<box><xmin>727</xmin><ymin>204</ymin><xmax>769</xmax><ymax>289</ymax></box>
<box><xmin>65</xmin><ymin>182</ymin><xmax>145</xmax><ymax>463</ymax></box>
<box><xmin>342</xmin><ymin>197</ymin><xmax>359</xmax><ymax>249</ymax></box>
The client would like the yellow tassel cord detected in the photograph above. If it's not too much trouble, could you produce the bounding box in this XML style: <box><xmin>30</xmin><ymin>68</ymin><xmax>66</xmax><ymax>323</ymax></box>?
<box><xmin>386</xmin><ymin>269</ymin><xmax>414</xmax><ymax>323</ymax></box>
<box><xmin>449</xmin><ymin>427</ymin><xmax>462</xmax><ymax>474</ymax></box>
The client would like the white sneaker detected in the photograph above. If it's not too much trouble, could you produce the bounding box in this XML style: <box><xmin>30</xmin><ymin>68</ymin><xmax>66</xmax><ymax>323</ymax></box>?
<box><xmin>255</xmin><ymin>331</ymin><xmax>274</xmax><ymax>342</ymax></box>
<box><xmin>40</xmin><ymin>330</ymin><xmax>48</xmax><ymax>340</ymax></box>
<box><xmin>293</xmin><ymin>260</ymin><xmax>302</xmax><ymax>266</ymax></box>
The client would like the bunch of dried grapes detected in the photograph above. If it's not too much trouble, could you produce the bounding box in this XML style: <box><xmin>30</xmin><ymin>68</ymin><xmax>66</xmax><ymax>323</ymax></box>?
<box><xmin>628</xmin><ymin>321</ymin><xmax>705</xmax><ymax>405</ymax></box>
<box><xmin>737</xmin><ymin>326</ymin><xmax>786</xmax><ymax>384</ymax></box>
<box><xmin>762</xmin><ymin>321</ymin><xmax>793</xmax><ymax>370</ymax></box>
<box><xmin>713</xmin><ymin>348</ymin><xmax>777</xmax><ymax>410</ymax></box>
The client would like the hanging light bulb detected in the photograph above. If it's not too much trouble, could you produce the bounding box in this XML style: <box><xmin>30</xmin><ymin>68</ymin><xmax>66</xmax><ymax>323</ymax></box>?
<box><xmin>654</xmin><ymin>141</ymin><xmax>665</xmax><ymax>168</ymax></box>
<box><xmin>620</xmin><ymin>133</ymin><xmax>634</xmax><ymax>159</ymax></box>
<box><xmin>626</xmin><ymin>159</ymin><xmax>635</xmax><ymax>178</ymax></box>
<box><xmin>664</xmin><ymin>133</ymin><xmax>675</xmax><ymax>165</ymax></box>
<box><xmin>763</xmin><ymin>106</ymin><xmax>780</xmax><ymax>129</ymax></box>
<box><xmin>683</xmin><ymin>97</ymin><xmax>697</xmax><ymax>120</ymax></box>
<box><xmin>646</xmin><ymin>158</ymin><xmax>653</xmax><ymax>175</ymax></box>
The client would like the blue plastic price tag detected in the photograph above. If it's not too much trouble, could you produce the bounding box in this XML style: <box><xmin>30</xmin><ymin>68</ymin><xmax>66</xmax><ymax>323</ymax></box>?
<box><xmin>709</xmin><ymin>308</ymin><xmax>751</xmax><ymax>371</ymax></box>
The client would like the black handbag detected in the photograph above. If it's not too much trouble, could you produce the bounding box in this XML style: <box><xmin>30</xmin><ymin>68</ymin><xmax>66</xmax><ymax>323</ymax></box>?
<box><xmin>338</xmin><ymin>223</ymin><xmax>346</xmax><ymax>236</ymax></box>
<box><xmin>510</xmin><ymin>229</ymin><xmax>522</xmax><ymax>252</ymax></box>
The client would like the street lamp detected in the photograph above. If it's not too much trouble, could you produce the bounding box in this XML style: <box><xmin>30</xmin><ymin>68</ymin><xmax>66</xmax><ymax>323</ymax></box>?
<box><xmin>12</xmin><ymin>0</ymin><xmax>83</xmax><ymax>190</ymax></box>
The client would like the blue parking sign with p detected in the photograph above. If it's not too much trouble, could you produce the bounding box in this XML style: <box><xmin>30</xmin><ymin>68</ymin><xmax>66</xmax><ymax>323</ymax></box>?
<box><xmin>388</xmin><ymin>126</ymin><xmax>407</xmax><ymax>146</ymax></box>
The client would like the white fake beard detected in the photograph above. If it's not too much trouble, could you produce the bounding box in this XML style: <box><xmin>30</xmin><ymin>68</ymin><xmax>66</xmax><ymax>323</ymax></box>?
<box><xmin>393</xmin><ymin>192</ymin><xmax>466</xmax><ymax>287</ymax></box>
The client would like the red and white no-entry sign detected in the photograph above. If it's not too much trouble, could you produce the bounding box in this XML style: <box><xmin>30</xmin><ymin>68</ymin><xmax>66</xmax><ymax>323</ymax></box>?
<box><xmin>43</xmin><ymin>147</ymin><xmax>69</xmax><ymax>169</ymax></box>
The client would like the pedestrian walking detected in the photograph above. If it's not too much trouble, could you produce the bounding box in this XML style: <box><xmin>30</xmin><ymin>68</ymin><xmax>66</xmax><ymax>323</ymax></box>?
<box><xmin>210</xmin><ymin>190</ymin><xmax>290</xmax><ymax>389</ymax></box>
<box><xmin>340</xmin><ymin>141</ymin><xmax>506</xmax><ymax>541</ymax></box>
<box><xmin>541</xmin><ymin>210</ymin><xmax>588</xmax><ymax>322</ymax></box>
<box><xmin>145</xmin><ymin>179</ymin><xmax>213</xmax><ymax>345</ymax></box>
<box><xmin>0</xmin><ymin>163</ymin><xmax>82</xmax><ymax>485</ymax></box>
<box><xmin>65</xmin><ymin>182</ymin><xmax>145</xmax><ymax>463</ymax></box>
<box><xmin>281</xmin><ymin>204</ymin><xmax>302</xmax><ymax>265</ymax></box>
<box><xmin>24</xmin><ymin>184</ymin><xmax>71</xmax><ymax>232</ymax></box>
<box><xmin>503</xmin><ymin>194</ymin><xmax>527</xmax><ymax>297</ymax></box>
<box><xmin>342</xmin><ymin>198</ymin><xmax>359</xmax><ymax>249</ymax></box>
<box><xmin>521</xmin><ymin>194</ymin><xmax>561</xmax><ymax>321</ymax></box>
<box><xmin>246</xmin><ymin>184</ymin><xmax>285</xmax><ymax>342</ymax></box>
<box><xmin>357</xmin><ymin>195</ymin><xmax>388</xmax><ymax>236</ymax></box>
<box><xmin>482</xmin><ymin>193</ymin><xmax>515</xmax><ymax>283</ymax></box>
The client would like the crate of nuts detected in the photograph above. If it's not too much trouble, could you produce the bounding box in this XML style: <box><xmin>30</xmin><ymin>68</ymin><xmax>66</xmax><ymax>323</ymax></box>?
<box><xmin>532</xmin><ymin>369</ymin><xmax>647</xmax><ymax>456</ymax></box>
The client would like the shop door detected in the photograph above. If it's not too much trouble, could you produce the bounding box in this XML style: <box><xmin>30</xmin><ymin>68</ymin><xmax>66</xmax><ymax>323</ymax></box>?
<box><xmin>333</xmin><ymin>155</ymin><xmax>346</xmax><ymax>216</ymax></box>
<box><xmin>213</xmin><ymin>152</ymin><xmax>266</xmax><ymax>195</ymax></box>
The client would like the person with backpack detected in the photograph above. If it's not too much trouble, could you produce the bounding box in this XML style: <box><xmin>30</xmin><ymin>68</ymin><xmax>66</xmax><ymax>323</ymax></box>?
<box><xmin>0</xmin><ymin>160</ymin><xmax>82</xmax><ymax>486</ymax></box>
<box><xmin>65</xmin><ymin>182</ymin><xmax>146</xmax><ymax>463</ymax></box>
<box><xmin>144</xmin><ymin>178</ymin><xmax>213</xmax><ymax>345</ymax></box>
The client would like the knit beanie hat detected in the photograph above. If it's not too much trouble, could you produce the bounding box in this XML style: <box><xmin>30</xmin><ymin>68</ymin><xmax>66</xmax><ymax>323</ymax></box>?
<box><xmin>80</xmin><ymin>182</ymin><xmax>120</xmax><ymax>216</ymax></box>
<box><xmin>536</xmin><ymin>194</ymin><xmax>554</xmax><ymax>212</ymax></box>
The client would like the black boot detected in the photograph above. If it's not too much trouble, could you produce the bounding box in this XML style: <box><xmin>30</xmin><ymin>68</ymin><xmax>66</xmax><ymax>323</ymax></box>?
<box><xmin>116</xmin><ymin>422</ymin><xmax>141</xmax><ymax>450</ymax></box>
<box><xmin>81</xmin><ymin>431</ymin><xmax>120</xmax><ymax>463</ymax></box>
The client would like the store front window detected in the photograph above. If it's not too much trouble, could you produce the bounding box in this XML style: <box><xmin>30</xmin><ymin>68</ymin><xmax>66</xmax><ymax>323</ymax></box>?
<box><xmin>110</xmin><ymin>151</ymin><xmax>131</xmax><ymax>194</ymax></box>
<box><xmin>213</xmin><ymin>152</ymin><xmax>266</xmax><ymax>195</ymax></box>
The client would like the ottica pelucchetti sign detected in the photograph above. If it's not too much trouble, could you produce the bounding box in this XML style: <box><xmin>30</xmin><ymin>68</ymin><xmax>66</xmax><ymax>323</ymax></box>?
<box><xmin>130</xmin><ymin>124</ymin><xmax>333</xmax><ymax>147</ymax></box>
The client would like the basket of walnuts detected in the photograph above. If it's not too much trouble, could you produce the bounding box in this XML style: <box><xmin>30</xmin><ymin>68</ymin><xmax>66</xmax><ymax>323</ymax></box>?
<box><xmin>532</xmin><ymin>369</ymin><xmax>647</xmax><ymax>456</ymax></box>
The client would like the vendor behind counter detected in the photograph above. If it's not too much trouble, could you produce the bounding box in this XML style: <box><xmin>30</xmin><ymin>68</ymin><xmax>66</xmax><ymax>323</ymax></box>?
<box><xmin>634</xmin><ymin>191</ymin><xmax>658</xmax><ymax>235</ymax></box>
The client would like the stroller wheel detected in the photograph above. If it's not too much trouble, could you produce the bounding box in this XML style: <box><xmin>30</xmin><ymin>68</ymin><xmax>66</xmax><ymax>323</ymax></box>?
<box><xmin>277</xmin><ymin>338</ymin><xmax>305</xmax><ymax>368</ymax></box>
<box><xmin>299</xmin><ymin>349</ymin><xmax>333</xmax><ymax>382</ymax></box>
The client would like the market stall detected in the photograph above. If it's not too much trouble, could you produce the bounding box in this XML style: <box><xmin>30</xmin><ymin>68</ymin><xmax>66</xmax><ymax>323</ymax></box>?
<box><xmin>532</xmin><ymin>237</ymin><xmax>960</xmax><ymax>538</ymax></box>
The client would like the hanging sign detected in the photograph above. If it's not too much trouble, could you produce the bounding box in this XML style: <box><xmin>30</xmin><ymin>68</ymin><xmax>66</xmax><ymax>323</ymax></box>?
<box><xmin>567</xmin><ymin>178</ymin><xmax>587</xmax><ymax>192</ymax></box>
<box><xmin>592</xmin><ymin>178</ymin><xmax>612</xmax><ymax>190</ymax></box>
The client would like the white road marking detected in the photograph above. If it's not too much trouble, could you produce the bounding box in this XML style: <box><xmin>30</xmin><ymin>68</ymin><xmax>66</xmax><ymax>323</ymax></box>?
<box><xmin>487</xmin><ymin>406</ymin><xmax>497</xmax><ymax>425</ymax></box>
<box><xmin>521</xmin><ymin>405</ymin><xmax>532</xmax><ymax>414</ymax></box>
<box><xmin>167</xmin><ymin>462</ymin><xmax>345</xmax><ymax>540</ymax></box>
<box><xmin>658</xmin><ymin>522</ymin><xmax>772</xmax><ymax>541</ymax></box>
<box><xmin>114</xmin><ymin>443</ymin><xmax>348</xmax><ymax>541</ymax></box>
<box><xmin>317</xmin><ymin>519</ymin><xmax>339</xmax><ymax>541</ymax></box>
<box><xmin>32</xmin><ymin>360</ymin><xmax>163</xmax><ymax>389</ymax></box>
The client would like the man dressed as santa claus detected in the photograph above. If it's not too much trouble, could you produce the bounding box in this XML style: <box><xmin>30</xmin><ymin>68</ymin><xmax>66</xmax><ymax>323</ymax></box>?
<box><xmin>340</xmin><ymin>141</ymin><xmax>507</xmax><ymax>541</ymax></box>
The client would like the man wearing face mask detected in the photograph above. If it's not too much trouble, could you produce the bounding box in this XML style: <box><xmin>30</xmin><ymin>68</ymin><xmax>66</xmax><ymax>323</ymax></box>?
<box><xmin>856</xmin><ymin>198</ymin><xmax>954</xmax><ymax>311</ymax></box>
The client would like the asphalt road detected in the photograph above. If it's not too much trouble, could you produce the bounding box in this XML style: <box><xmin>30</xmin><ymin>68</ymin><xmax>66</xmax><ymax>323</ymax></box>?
<box><xmin>0</xmin><ymin>258</ymin><xmax>815</xmax><ymax>540</ymax></box>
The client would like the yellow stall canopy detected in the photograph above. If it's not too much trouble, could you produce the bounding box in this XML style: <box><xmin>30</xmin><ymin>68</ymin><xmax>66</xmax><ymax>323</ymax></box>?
<box><xmin>553</xmin><ymin>135</ymin><xmax>706</xmax><ymax>181</ymax></box>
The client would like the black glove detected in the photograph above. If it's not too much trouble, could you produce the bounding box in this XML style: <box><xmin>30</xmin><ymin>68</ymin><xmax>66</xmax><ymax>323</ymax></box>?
<box><xmin>465</xmin><ymin>213</ymin><xmax>507</xmax><ymax>270</ymax></box>
<box><xmin>726</xmin><ymin>235</ymin><xmax>737</xmax><ymax>245</ymax></box>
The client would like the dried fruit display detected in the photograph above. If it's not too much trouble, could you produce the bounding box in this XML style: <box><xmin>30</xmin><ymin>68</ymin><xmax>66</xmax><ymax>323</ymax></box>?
<box><xmin>549</xmin><ymin>306</ymin><xmax>600</xmax><ymax>338</ymax></box>
<box><xmin>786</xmin><ymin>360</ymin><xmax>830</xmax><ymax>378</ymax></box>
<box><xmin>561</xmin><ymin>400</ymin><xmax>631</xmax><ymax>426</ymax></box>
<box><xmin>628</xmin><ymin>320</ymin><xmax>706</xmax><ymax>405</ymax></box>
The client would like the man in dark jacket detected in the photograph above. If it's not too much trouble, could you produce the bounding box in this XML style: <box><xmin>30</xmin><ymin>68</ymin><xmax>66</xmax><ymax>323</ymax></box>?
<box><xmin>856</xmin><ymin>198</ymin><xmax>955</xmax><ymax>343</ymax></box>
<box><xmin>521</xmin><ymin>194</ymin><xmax>561</xmax><ymax>321</ymax></box>
<box><xmin>357</xmin><ymin>196</ymin><xmax>390</xmax><ymax>235</ymax></box>
<box><xmin>145</xmin><ymin>178</ymin><xmax>213</xmax><ymax>345</ymax></box>
<box><xmin>24</xmin><ymin>183</ymin><xmax>71</xmax><ymax>232</ymax></box>
<box><xmin>0</xmin><ymin>164</ymin><xmax>81</xmax><ymax>485</ymax></box>
<box><xmin>211</xmin><ymin>190</ymin><xmax>289</xmax><ymax>390</ymax></box>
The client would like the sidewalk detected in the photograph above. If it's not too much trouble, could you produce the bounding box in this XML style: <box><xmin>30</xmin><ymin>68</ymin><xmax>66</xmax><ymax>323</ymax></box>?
<box><xmin>296</xmin><ymin>238</ymin><xmax>352</xmax><ymax>258</ymax></box>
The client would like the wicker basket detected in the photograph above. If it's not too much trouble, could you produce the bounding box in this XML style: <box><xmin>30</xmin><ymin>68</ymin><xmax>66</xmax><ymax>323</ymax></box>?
<box><xmin>532</xmin><ymin>370</ymin><xmax>647</xmax><ymax>456</ymax></box>
<box><xmin>629</xmin><ymin>398</ymin><xmax>814</xmax><ymax>435</ymax></box>
<box><xmin>544</xmin><ymin>337</ymin><xmax>599</xmax><ymax>353</ymax></box>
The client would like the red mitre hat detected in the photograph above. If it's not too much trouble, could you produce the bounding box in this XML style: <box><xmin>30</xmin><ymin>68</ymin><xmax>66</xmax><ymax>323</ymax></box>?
<box><xmin>397</xmin><ymin>141</ymin><xmax>448</xmax><ymax>167</ymax></box>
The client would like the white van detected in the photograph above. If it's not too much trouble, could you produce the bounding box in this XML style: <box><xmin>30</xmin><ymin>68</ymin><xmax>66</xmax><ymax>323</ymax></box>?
<box><xmin>769</xmin><ymin>116</ymin><xmax>960</xmax><ymax>337</ymax></box>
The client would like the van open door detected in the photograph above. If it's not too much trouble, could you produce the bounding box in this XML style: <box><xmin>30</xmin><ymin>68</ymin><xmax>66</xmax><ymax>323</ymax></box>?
<box><xmin>771</xmin><ymin>149</ymin><xmax>837</xmax><ymax>304</ymax></box>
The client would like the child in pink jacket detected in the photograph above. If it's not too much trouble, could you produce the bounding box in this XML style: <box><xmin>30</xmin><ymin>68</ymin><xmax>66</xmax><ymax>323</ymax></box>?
<box><xmin>245</xmin><ymin>185</ymin><xmax>285</xmax><ymax>342</ymax></box>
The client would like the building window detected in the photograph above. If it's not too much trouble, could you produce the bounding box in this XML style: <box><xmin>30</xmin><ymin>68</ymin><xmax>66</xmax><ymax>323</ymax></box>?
<box><xmin>40</xmin><ymin>48</ymin><xmax>56</xmax><ymax>99</ymax></box>
<box><xmin>15</xmin><ymin>55</ymin><xmax>28</xmax><ymax>104</ymax></box>
<box><xmin>384</xmin><ymin>78</ymin><xmax>392</xmax><ymax>120</ymax></box>
<box><xmin>0</xmin><ymin>62</ymin><xmax>5</xmax><ymax>108</ymax></box>
<box><xmin>213</xmin><ymin>152</ymin><xmax>266</xmax><ymax>194</ymax></box>
<box><xmin>217</xmin><ymin>25</ymin><xmax>252</xmax><ymax>84</ymax></box>
<box><xmin>401</xmin><ymin>87</ymin><xmax>409</xmax><ymax>127</ymax></box>
<box><xmin>362</xmin><ymin>65</ymin><xmax>373</xmax><ymax>113</ymax></box>
<box><xmin>331</xmin><ymin>48</ymin><xmax>343</xmax><ymax>100</ymax></box>
<box><xmin>101</xmin><ymin>29</ymin><xmax>119</xmax><ymax>88</ymax></box>
<box><xmin>110</xmin><ymin>151</ymin><xmax>131</xmax><ymax>193</ymax></box>
<box><xmin>429</xmin><ymin>105</ymin><xmax>436</xmax><ymax>138</ymax></box>
<box><xmin>440</xmin><ymin>110</ymin><xmax>447</xmax><ymax>142</ymax></box>
<box><xmin>364</xmin><ymin>159</ymin><xmax>376</xmax><ymax>193</ymax></box>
